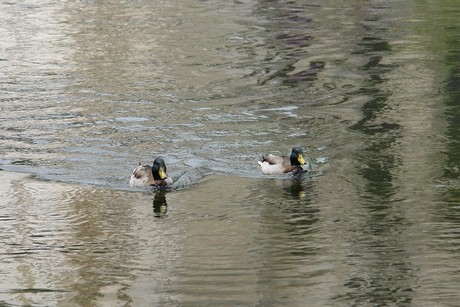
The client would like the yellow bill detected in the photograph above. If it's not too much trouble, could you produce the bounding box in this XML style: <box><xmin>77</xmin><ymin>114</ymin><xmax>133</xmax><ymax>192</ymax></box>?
<box><xmin>298</xmin><ymin>154</ymin><xmax>306</xmax><ymax>165</ymax></box>
<box><xmin>158</xmin><ymin>167</ymin><xmax>167</xmax><ymax>179</ymax></box>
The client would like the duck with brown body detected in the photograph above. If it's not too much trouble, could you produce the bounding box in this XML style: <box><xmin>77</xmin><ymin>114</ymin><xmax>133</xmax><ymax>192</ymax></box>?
<box><xmin>129</xmin><ymin>158</ymin><xmax>173</xmax><ymax>188</ymax></box>
<box><xmin>258</xmin><ymin>147</ymin><xmax>307</xmax><ymax>175</ymax></box>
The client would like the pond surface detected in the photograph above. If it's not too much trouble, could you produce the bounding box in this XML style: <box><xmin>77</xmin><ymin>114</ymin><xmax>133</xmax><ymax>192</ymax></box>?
<box><xmin>1</xmin><ymin>0</ymin><xmax>459</xmax><ymax>306</ymax></box>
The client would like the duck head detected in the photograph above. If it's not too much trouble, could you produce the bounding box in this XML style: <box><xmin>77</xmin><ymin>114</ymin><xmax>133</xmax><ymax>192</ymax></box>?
<box><xmin>152</xmin><ymin>158</ymin><xmax>168</xmax><ymax>180</ymax></box>
<box><xmin>290</xmin><ymin>147</ymin><xmax>306</xmax><ymax>166</ymax></box>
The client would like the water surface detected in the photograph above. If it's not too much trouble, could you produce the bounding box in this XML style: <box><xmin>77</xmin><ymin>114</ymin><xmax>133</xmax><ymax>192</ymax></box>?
<box><xmin>1</xmin><ymin>0</ymin><xmax>459</xmax><ymax>306</ymax></box>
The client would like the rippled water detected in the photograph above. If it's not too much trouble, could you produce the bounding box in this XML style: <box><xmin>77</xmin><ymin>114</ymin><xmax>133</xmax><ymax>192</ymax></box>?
<box><xmin>1</xmin><ymin>0</ymin><xmax>459</xmax><ymax>306</ymax></box>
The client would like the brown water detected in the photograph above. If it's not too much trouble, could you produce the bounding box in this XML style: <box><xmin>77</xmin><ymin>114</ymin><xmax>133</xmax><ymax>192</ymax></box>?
<box><xmin>1</xmin><ymin>0</ymin><xmax>460</xmax><ymax>306</ymax></box>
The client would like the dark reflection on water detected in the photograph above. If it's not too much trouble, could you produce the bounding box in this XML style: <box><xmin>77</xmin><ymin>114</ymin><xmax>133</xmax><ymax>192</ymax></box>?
<box><xmin>443</xmin><ymin>46</ymin><xmax>460</xmax><ymax>182</ymax></box>
<box><xmin>349</xmin><ymin>10</ymin><xmax>400</xmax><ymax>205</ymax></box>
<box><xmin>153</xmin><ymin>191</ymin><xmax>168</xmax><ymax>218</ymax></box>
<box><xmin>343</xmin><ymin>4</ymin><xmax>413</xmax><ymax>306</ymax></box>
<box><xmin>261</xmin><ymin>178</ymin><xmax>319</xmax><ymax>246</ymax></box>
<box><xmin>255</xmin><ymin>1</ymin><xmax>320</xmax><ymax>87</ymax></box>
<box><xmin>437</xmin><ymin>21</ymin><xmax>460</xmax><ymax>261</ymax></box>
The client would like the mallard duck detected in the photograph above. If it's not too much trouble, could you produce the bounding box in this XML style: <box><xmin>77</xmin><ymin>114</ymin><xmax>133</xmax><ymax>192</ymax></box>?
<box><xmin>129</xmin><ymin>158</ymin><xmax>173</xmax><ymax>187</ymax></box>
<box><xmin>258</xmin><ymin>147</ymin><xmax>306</xmax><ymax>175</ymax></box>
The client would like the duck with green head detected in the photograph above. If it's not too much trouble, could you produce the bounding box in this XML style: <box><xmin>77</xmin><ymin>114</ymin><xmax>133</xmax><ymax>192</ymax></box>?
<box><xmin>129</xmin><ymin>158</ymin><xmax>173</xmax><ymax>187</ymax></box>
<box><xmin>258</xmin><ymin>147</ymin><xmax>307</xmax><ymax>175</ymax></box>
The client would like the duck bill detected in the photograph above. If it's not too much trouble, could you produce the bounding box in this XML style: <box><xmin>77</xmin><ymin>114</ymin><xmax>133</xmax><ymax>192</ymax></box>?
<box><xmin>297</xmin><ymin>154</ymin><xmax>306</xmax><ymax>165</ymax></box>
<box><xmin>159</xmin><ymin>167</ymin><xmax>167</xmax><ymax>180</ymax></box>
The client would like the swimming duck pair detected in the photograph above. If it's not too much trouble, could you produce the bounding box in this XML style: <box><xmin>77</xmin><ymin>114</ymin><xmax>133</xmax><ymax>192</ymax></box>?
<box><xmin>129</xmin><ymin>147</ymin><xmax>307</xmax><ymax>188</ymax></box>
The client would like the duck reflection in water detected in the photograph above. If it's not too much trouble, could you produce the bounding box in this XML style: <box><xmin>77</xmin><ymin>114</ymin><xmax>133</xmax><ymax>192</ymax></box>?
<box><xmin>287</xmin><ymin>177</ymin><xmax>308</xmax><ymax>199</ymax></box>
<box><xmin>152</xmin><ymin>191</ymin><xmax>168</xmax><ymax>218</ymax></box>
<box><xmin>269</xmin><ymin>172</ymin><xmax>312</xmax><ymax>200</ymax></box>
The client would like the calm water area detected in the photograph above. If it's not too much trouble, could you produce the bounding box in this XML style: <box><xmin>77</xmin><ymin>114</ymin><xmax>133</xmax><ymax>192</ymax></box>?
<box><xmin>1</xmin><ymin>0</ymin><xmax>459</xmax><ymax>306</ymax></box>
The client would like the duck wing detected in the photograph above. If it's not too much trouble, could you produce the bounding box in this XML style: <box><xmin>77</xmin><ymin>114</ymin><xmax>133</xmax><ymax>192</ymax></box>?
<box><xmin>130</xmin><ymin>164</ymin><xmax>154</xmax><ymax>187</ymax></box>
<box><xmin>258</xmin><ymin>154</ymin><xmax>298</xmax><ymax>174</ymax></box>
<box><xmin>262</xmin><ymin>154</ymin><xmax>288</xmax><ymax>166</ymax></box>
